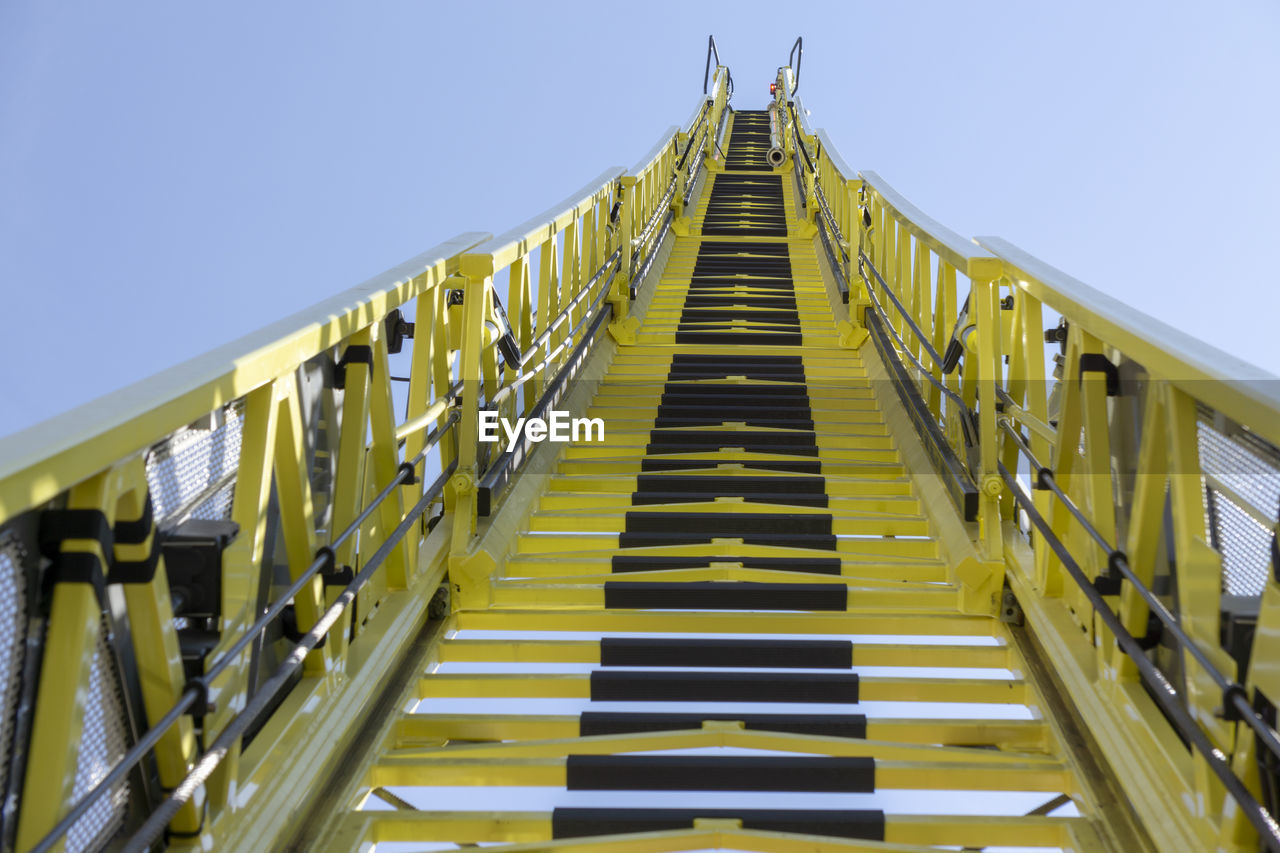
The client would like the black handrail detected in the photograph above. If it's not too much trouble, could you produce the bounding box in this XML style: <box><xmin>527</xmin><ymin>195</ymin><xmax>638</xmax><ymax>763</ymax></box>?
<box><xmin>858</xmin><ymin>250</ymin><xmax>948</xmax><ymax>372</ymax></box>
<box><xmin>789</xmin><ymin>103</ymin><xmax>814</xmax><ymax>173</ymax></box>
<box><xmin>677</xmin><ymin>101</ymin><xmax>710</xmax><ymax>173</ymax></box>
<box><xmin>119</xmin><ymin>461</ymin><xmax>457</xmax><ymax>852</ymax></box>
<box><xmin>703</xmin><ymin>35</ymin><xmax>720</xmax><ymax>95</ymax></box>
<box><xmin>815</xmin><ymin>211</ymin><xmax>849</xmax><ymax>303</ymax></box>
<box><xmin>867</xmin><ymin>313</ymin><xmax>979</xmax><ymax>520</ymax></box>
<box><xmin>998</xmin><ymin>460</ymin><xmax>1280</xmax><ymax>852</ymax></box>
<box><xmin>788</xmin><ymin>37</ymin><xmax>803</xmax><ymax>94</ymax></box>
<box><xmin>999</xmin><ymin>418</ymin><xmax>1280</xmax><ymax>764</ymax></box>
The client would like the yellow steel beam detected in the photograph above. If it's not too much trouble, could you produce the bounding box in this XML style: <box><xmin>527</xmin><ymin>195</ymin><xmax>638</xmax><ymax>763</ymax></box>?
<box><xmin>392</xmin><ymin>714</ymin><xmax>1048</xmax><ymax>751</ymax></box>
<box><xmin>415</xmin><ymin>673</ymin><xmax>1028</xmax><ymax>704</ymax></box>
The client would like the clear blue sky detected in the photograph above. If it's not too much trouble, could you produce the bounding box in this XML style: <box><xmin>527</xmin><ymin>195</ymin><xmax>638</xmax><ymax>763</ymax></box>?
<box><xmin>2</xmin><ymin>0</ymin><xmax>1277</xmax><ymax>438</ymax></box>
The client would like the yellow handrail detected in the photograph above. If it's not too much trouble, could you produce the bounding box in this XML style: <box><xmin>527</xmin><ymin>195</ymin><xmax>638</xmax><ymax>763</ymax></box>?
<box><xmin>0</xmin><ymin>231</ymin><xmax>487</xmax><ymax>520</ymax></box>
<box><xmin>782</xmin><ymin>53</ymin><xmax>1280</xmax><ymax>848</ymax></box>
<box><xmin>0</xmin><ymin>59</ymin><xmax>735</xmax><ymax>853</ymax></box>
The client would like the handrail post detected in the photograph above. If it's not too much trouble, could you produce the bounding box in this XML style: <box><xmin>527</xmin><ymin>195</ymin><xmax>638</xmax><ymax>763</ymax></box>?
<box><xmin>448</xmin><ymin>255</ymin><xmax>492</xmax><ymax>558</ymax></box>
<box><xmin>614</xmin><ymin>175</ymin><xmax>638</xmax><ymax>313</ymax></box>
<box><xmin>804</xmin><ymin>147</ymin><xmax>817</xmax><ymax>222</ymax></box>
<box><xmin>707</xmin><ymin>67</ymin><xmax>727</xmax><ymax>161</ymax></box>
<box><xmin>847</xmin><ymin>178</ymin><xmax>869</xmax><ymax>317</ymax></box>
<box><xmin>673</xmin><ymin>130</ymin><xmax>690</xmax><ymax>220</ymax></box>
<box><xmin>970</xmin><ymin>259</ymin><xmax>1006</xmax><ymax>559</ymax></box>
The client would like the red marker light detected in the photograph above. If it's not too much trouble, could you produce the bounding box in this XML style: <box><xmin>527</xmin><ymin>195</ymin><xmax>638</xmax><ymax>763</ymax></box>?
<box><xmin>769</xmin><ymin>83</ymin><xmax>777</xmax><ymax>94</ymax></box>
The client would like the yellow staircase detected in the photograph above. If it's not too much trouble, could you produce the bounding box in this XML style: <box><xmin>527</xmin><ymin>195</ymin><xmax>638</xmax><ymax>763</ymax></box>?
<box><xmin>4</xmin><ymin>44</ymin><xmax>1280</xmax><ymax>853</ymax></box>
<box><xmin>298</xmin><ymin>111</ymin><xmax>1135</xmax><ymax>852</ymax></box>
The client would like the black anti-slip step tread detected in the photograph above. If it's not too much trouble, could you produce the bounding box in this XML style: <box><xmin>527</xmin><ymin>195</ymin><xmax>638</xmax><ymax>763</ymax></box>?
<box><xmin>697</xmin><ymin>241</ymin><xmax>791</xmax><ymax>256</ymax></box>
<box><xmin>671</xmin><ymin>353</ymin><xmax>805</xmax><ymax>366</ymax></box>
<box><xmin>644</xmin><ymin>433</ymin><xmax>818</xmax><ymax>449</ymax></box>
<box><xmin>553</xmin><ymin>807</ymin><xmax>885</xmax><ymax>841</ymax></box>
<box><xmin>624</xmin><ymin>511</ymin><xmax>830</xmax><ymax>534</ymax></box>
<box><xmin>610</xmin><ymin>555</ymin><xmax>841</xmax><ymax>574</ymax></box>
<box><xmin>706</xmin><ymin>192</ymin><xmax>782</xmax><ymax>200</ymax></box>
<box><xmin>654</xmin><ymin>405</ymin><xmax>813</xmax><ymax>419</ymax></box>
<box><xmin>661</xmin><ymin>380</ymin><xmax>811</xmax><ymax>393</ymax></box>
<box><xmin>662</xmin><ymin>373</ymin><xmax>806</xmax><ymax>385</ymax></box>
<box><xmin>643</xmin><ymin>444</ymin><xmax>819</xmax><ymax>458</ymax></box>
<box><xmin>618</xmin><ymin>531</ymin><xmax>837</xmax><ymax>549</ymax></box>
<box><xmin>635</xmin><ymin>474</ymin><xmax>824</xmax><ymax>494</ymax></box>
<box><xmin>704</xmin><ymin>203</ymin><xmax>782</xmax><ymax>211</ymax></box>
<box><xmin>602</xmin><ymin>580</ymin><xmax>846</xmax><ymax>610</ymax></box>
<box><xmin>650</xmin><ymin>420</ymin><xmax>816</xmax><ymax>433</ymax></box>
<box><xmin>679</xmin><ymin>309</ymin><xmax>801</xmax><ymax>323</ymax></box>
<box><xmin>685</xmin><ymin>267</ymin><xmax>792</xmax><ymax>279</ymax></box>
<box><xmin>686</xmin><ymin>278</ymin><xmax>794</xmax><ymax>289</ymax></box>
<box><xmin>701</xmin><ymin>224</ymin><xmax>788</xmax><ymax>234</ymax></box>
<box><xmin>663</xmin><ymin>367</ymin><xmax>806</xmax><ymax>380</ymax></box>
<box><xmin>599</xmin><ymin>637</ymin><xmax>852</xmax><ymax>668</ymax></box>
<box><xmin>648</xmin><ymin>429</ymin><xmax>819</xmax><ymax>447</ymax></box>
<box><xmin>661</xmin><ymin>384</ymin><xmax>810</xmax><ymax>399</ymax></box>
<box><xmin>677</xmin><ymin>325</ymin><xmax>803</xmax><ymax>338</ymax></box>
<box><xmin>654</xmin><ymin>406</ymin><xmax>812</xmax><ymax>419</ymax></box>
<box><xmin>630</xmin><ymin>490</ymin><xmax>826</xmax><ymax>506</ymax></box>
<box><xmin>589</xmin><ymin>670</ymin><xmax>859</xmax><ymax>702</ymax></box>
<box><xmin>680</xmin><ymin>297</ymin><xmax>800</xmax><ymax>309</ymax></box>
<box><xmin>676</xmin><ymin>331</ymin><xmax>803</xmax><ymax>345</ymax></box>
<box><xmin>578</xmin><ymin>711</ymin><xmax>867</xmax><ymax>738</ymax></box>
<box><xmin>694</xmin><ymin>252</ymin><xmax>790</xmax><ymax>266</ymax></box>
<box><xmin>565</xmin><ymin>754</ymin><xmax>875</xmax><ymax>792</ymax></box>
<box><xmin>631</xmin><ymin>488</ymin><xmax>823</xmax><ymax>504</ymax></box>
<box><xmin>703</xmin><ymin>203</ymin><xmax>783</xmax><ymax>210</ymax></box>
<box><xmin>655</xmin><ymin>403</ymin><xmax>812</xmax><ymax>416</ymax></box>
<box><xmin>702</xmin><ymin>206</ymin><xmax>784</xmax><ymax>215</ymax></box>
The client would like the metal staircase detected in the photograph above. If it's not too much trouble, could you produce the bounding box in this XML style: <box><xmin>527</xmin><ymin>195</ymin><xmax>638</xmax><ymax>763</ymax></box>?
<box><xmin>2</xmin><ymin>39</ymin><xmax>1280</xmax><ymax>853</ymax></box>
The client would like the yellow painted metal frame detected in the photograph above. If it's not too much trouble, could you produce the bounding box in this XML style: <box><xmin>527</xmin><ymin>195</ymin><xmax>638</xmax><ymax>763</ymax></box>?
<box><xmin>4</xmin><ymin>46</ymin><xmax>1279</xmax><ymax>853</ymax></box>
<box><xmin>0</xmin><ymin>65</ymin><xmax>740</xmax><ymax>853</ymax></box>
<box><xmin>787</xmin><ymin>61</ymin><xmax>1280</xmax><ymax>850</ymax></box>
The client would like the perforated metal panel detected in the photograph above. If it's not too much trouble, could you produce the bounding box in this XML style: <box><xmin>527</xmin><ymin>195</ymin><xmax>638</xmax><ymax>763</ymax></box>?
<box><xmin>65</xmin><ymin>620</ymin><xmax>131</xmax><ymax>853</ymax></box>
<box><xmin>1198</xmin><ymin>408</ymin><xmax>1280</xmax><ymax>597</ymax></box>
<box><xmin>146</xmin><ymin>402</ymin><xmax>245</xmax><ymax>526</ymax></box>
<box><xmin>0</xmin><ymin>535</ymin><xmax>27</xmax><ymax>804</ymax></box>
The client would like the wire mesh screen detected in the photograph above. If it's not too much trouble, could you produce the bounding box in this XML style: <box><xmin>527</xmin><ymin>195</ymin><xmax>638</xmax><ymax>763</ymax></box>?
<box><xmin>146</xmin><ymin>402</ymin><xmax>245</xmax><ymax>526</ymax></box>
<box><xmin>1198</xmin><ymin>406</ymin><xmax>1280</xmax><ymax>597</ymax></box>
<box><xmin>0</xmin><ymin>535</ymin><xmax>27</xmax><ymax>805</ymax></box>
<box><xmin>65</xmin><ymin>619</ymin><xmax>131</xmax><ymax>853</ymax></box>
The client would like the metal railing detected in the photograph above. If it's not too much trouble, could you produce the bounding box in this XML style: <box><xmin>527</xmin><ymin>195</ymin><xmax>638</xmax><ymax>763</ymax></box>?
<box><xmin>778</xmin><ymin>50</ymin><xmax>1280</xmax><ymax>851</ymax></box>
<box><xmin>0</xmin><ymin>44</ymin><xmax>733</xmax><ymax>853</ymax></box>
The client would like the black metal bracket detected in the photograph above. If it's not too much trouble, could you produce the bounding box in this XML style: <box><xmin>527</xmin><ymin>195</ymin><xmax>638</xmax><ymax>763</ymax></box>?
<box><xmin>334</xmin><ymin>344</ymin><xmax>373</xmax><ymax>390</ymax></box>
<box><xmin>384</xmin><ymin>309</ymin><xmax>415</xmax><ymax>355</ymax></box>
<box><xmin>1271</xmin><ymin>504</ymin><xmax>1280</xmax><ymax>584</ymax></box>
<box><xmin>1044</xmin><ymin>320</ymin><xmax>1067</xmax><ymax>346</ymax></box>
<box><xmin>184</xmin><ymin>677</ymin><xmax>212</xmax><ymax>718</ymax></box>
<box><xmin>941</xmin><ymin>296</ymin><xmax>971</xmax><ymax>374</ymax></box>
<box><xmin>37</xmin><ymin>508</ymin><xmax>114</xmax><ymax>609</ymax></box>
<box><xmin>1092</xmin><ymin>574</ymin><xmax>1123</xmax><ymax>596</ymax></box>
<box><xmin>1078</xmin><ymin>353</ymin><xmax>1120</xmax><ymax>396</ymax></box>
